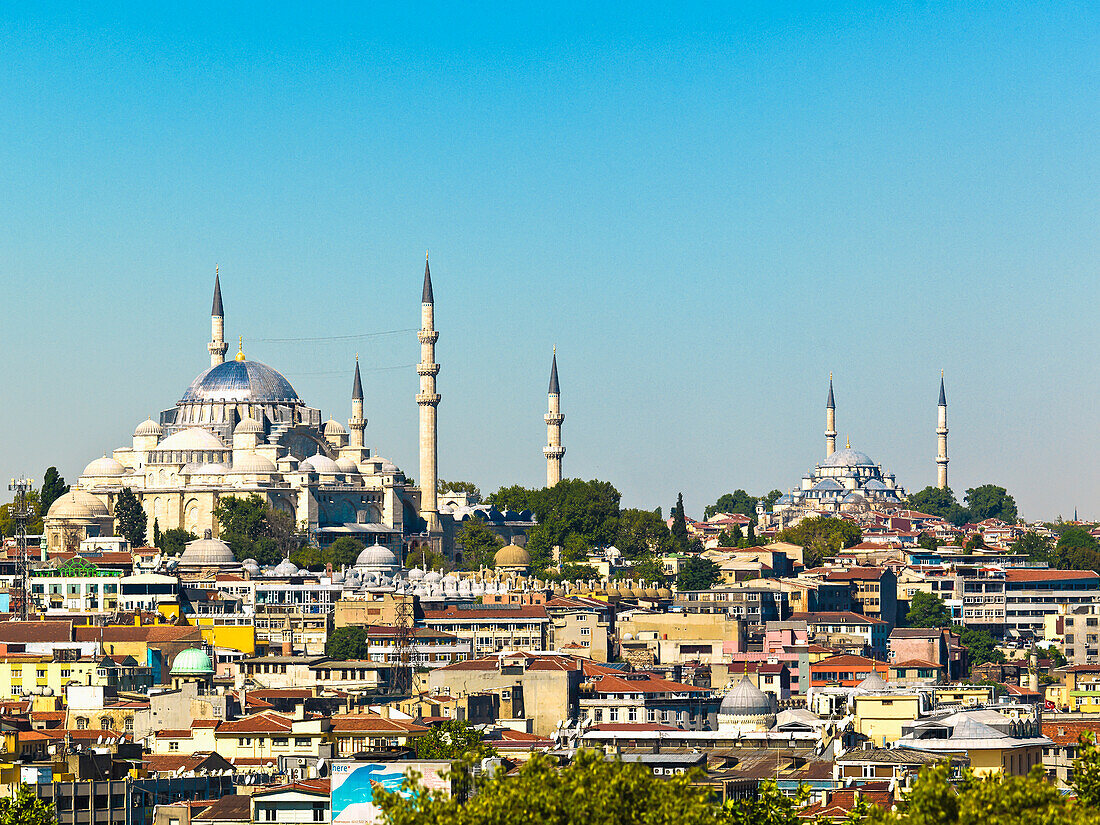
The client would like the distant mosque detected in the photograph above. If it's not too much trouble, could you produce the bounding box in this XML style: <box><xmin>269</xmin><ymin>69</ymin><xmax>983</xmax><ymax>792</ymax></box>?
<box><xmin>760</xmin><ymin>374</ymin><xmax>949</xmax><ymax>530</ymax></box>
<box><xmin>44</xmin><ymin>259</ymin><xmax>568</xmax><ymax>561</ymax></box>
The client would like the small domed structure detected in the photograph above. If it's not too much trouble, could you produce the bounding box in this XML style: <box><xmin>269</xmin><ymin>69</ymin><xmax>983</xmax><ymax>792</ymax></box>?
<box><xmin>356</xmin><ymin>544</ymin><xmax>400</xmax><ymax>575</ymax></box>
<box><xmin>857</xmin><ymin>671</ymin><xmax>888</xmax><ymax>692</ymax></box>
<box><xmin>323</xmin><ymin>419</ymin><xmax>347</xmax><ymax>436</ymax></box>
<box><xmin>494</xmin><ymin>543</ymin><xmax>531</xmax><ymax>572</ymax></box>
<box><xmin>82</xmin><ymin>455</ymin><xmax>126</xmax><ymax>477</ymax></box>
<box><xmin>179</xmin><ymin>533</ymin><xmax>239</xmax><ymax>570</ymax></box>
<box><xmin>234</xmin><ymin>417</ymin><xmax>264</xmax><ymax>436</ymax></box>
<box><xmin>134</xmin><ymin>418</ymin><xmax>163</xmax><ymax>438</ymax></box>
<box><xmin>718</xmin><ymin>676</ymin><xmax>776</xmax><ymax>732</ymax></box>
<box><xmin>273</xmin><ymin>558</ymin><xmax>299</xmax><ymax>577</ymax></box>
<box><xmin>47</xmin><ymin>490</ymin><xmax>110</xmax><ymax>520</ymax></box>
<box><xmin>230</xmin><ymin>454</ymin><xmax>278</xmax><ymax>475</ymax></box>
<box><xmin>171</xmin><ymin>647</ymin><xmax>214</xmax><ymax>677</ymax></box>
<box><xmin>335</xmin><ymin>457</ymin><xmax>358</xmax><ymax>474</ymax></box>
<box><xmin>300</xmin><ymin>453</ymin><xmax>340</xmax><ymax>474</ymax></box>
<box><xmin>157</xmin><ymin>427</ymin><xmax>227</xmax><ymax>451</ymax></box>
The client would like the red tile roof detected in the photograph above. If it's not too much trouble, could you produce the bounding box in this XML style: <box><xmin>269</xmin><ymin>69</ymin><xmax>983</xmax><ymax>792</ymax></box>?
<box><xmin>589</xmin><ymin>673</ymin><xmax>709</xmax><ymax>695</ymax></box>
<box><xmin>217</xmin><ymin>712</ymin><xmax>292</xmax><ymax>734</ymax></box>
<box><xmin>1004</xmin><ymin>569</ymin><xmax>1099</xmax><ymax>583</ymax></box>
<box><xmin>331</xmin><ymin>714</ymin><xmax>427</xmax><ymax>734</ymax></box>
<box><xmin>1043</xmin><ymin>722</ymin><xmax>1100</xmax><ymax>746</ymax></box>
<box><xmin>422</xmin><ymin>606</ymin><xmax>548</xmax><ymax>620</ymax></box>
<box><xmin>790</xmin><ymin>612</ymin><xmax>885</xmax><ymax>625</ymax></box>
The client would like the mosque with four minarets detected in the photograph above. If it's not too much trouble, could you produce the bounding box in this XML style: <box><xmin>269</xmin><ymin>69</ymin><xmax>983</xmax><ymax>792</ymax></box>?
<box><xmin>43</xmin><ymin>261</ymin><xmax>569</xmax><ymax>562</ymax></box>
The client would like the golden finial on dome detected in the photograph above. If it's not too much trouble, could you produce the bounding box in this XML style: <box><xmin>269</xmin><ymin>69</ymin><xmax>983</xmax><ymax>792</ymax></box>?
<box><xmin>846</xmin><ymin>435</ymin><xmax>850</xmax><ymax>449</ymax></box>
<box><xmin>235</xmin><ymin>336</ymin><xmax>245</xmax><ymax>362</ymax></box>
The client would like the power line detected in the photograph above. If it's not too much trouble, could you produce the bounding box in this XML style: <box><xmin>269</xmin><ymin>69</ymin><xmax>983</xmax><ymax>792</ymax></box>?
<box><xmin>284</xmin><ymin>363</ymin><xmax>416</xmax><ymax>377</ymax></box>
<box><xmin>249</xmin><ymin>329</ymin><xmax>416</xmax><ymax>344</ymax></box>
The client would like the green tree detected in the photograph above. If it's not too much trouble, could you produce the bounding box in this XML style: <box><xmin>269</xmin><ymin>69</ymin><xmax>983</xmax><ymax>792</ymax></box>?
<box><xmin>159</xmin><ymin>528</ymin><xmax>197</xmax><ymax>556</ymax></box>
<box><xmin>774</xmin><ymin>516</ymin><xmax>862</xmax><ymax>567</ymax></box>
<box><xmin>1012</xmin><ymin>531</ymin><xmax>1053</xmax><ymax>563</ymax></box>
<box><xmin>290</xmin><ymin>546</ymin><xmax>322</xmax><ymax>570</ymax></box>
<box><xmin>484</xmin><ymin>484</ymin><xmax>537</xmax><ymax>512</ymax></box>
<box><xmin>907</xmin><ymin>486</ymin><xmax>969</xmax><ymax>526</ymax></box>
<box><xmin>916</xmin><ymin>532</ymin><xmax>940</xmax><ymax>551</ymax></box>
<box><xmin>414</xmin><ymin>720</ymin><xmax>492</xmax><ymax>760</ymax></box>
<box><xmin>705</xmin><ymin>489</ymin><xmax>757</xmax><ymax>521</ymax></box>
<box><xmin>438</xmin><ymin>480</ymin><xmax>481</xmax><ymax>499</ymax></box>
<box><xmin>964</xmin><ymin>533</ymin><xmax>986</xmax><ymax>551</ymax></box>
<box><xmin>906</xmin><ymin>592</ymin><xmax>951</xmax><ymax>628</ymax></box>
<box><xmin>39</xmin><ymin>467</ymin><xmax>69</xmax><ymax>516</ymax></box>
<box><xmin>964</xmin><ymin>484</ymin><xmax>1018</xmax><ymax>523</ymax></box>
<box><xmin>114</xmin><ymin>487</ymin><xmax>147</xmax><ymax>546</ymax></box>
<box><xmin>1073</xmin><ymin>731</ymin><xmax>1100</xmax><ymax>807</ymax></box>
<box><xmin>953</xmin><ymin>624</ymin><xmax>1004</xmax><ymax>671</ymax></box>
<box><xmin>676</xmin><ymin>555</ymin><xmax>721</xmax><ymax>590</ymax></box>
<box><xmin>670</xmin><ymin>492</ymin><xmax>690</xmax><ymax>551</ymax></box>
<box><xmin>152</xmin><ymin>518</ymin><xmax>161</xmax><ymax>550</ymax></box>
<box><xmin>557</xmin><ymin>563</ymin><xmax>599</xmax><ymax>580</ymax></box>
<box><xmin>454</xmin><ymin>520</ymin><xmax>504</xmax><ymax>570</ymax></box>
<box><xmin>327</xmin><ymin>537</ymin><xmax>365</xmax><ymax>568</ymax></box>
<box><xmin>0</xmin><ymin>783</ymin><xmax>57</xmax><ymax>825</ymax></box>
<box><xmin>615</xmin><ymin>508</ymin><xmax>674</xmax><ymax>560</ymax></box>
<box><xmin>0</xmin><ymin>489</ymin><xmax>43</xmax><ymax>537</ymax></box>
<box><xmin>720</xmin><ymin>779</ymin><xmax>807</xmax><ymax>825</ymax></box>
<box><xmin>630</xmin><ymin>554</ymin><xmax>667</xmax><ymax>585</ymax></box>
<box><xmin>325</xmin><ymin>626</ymin><xmax>370</xmax><ymax>659</ymax></box>
<box><xmin>374</xmin><ymin>749</ymin><xmax>717</xmax><ymax>825</ymax></box>
<box><xmin>214</xmin><ymin>494</ymin><xmax>303</xmax><ymax>564</ymax></box>
<box><xmin>1055</xmin><ymin>527</ymin><xmax>1100</xmax><ymax>572</ymax></box>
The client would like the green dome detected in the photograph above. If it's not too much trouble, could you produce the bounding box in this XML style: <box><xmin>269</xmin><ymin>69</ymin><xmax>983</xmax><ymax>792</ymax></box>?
<box><xmin>170</xmin><ymin>648</ymin><xmax>214</xmax><ymax>676</ymax></box>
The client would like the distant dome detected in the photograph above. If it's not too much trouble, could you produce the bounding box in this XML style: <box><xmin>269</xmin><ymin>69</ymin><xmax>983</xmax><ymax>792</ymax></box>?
<box><xmin>657</xmin><ymin>587</ymin><xmax>673</xmax><ymax>599</ymax></box>
<box><xmin>230</xmin><ymin>454</ymin><xmax>278</xmax><ymax>474</ymax></box>
<box><xmin>858</xmin><ymin>671</ymin><xmax>888</xmax><ymax>691</ymax></box>
<box><xmin>407</xmin><ymin>568</ymin><xmax>425</xmax><ymax>581</ymax></box>
<box><xmin>83</xmin><ymin>456</ymin><xmax>126</xmax><ymax>477</ymax></box>
<box><xmin>234</xmin><ymin>417</ymin><xmax>264</xmax><ymax>435</ymax></box>
<box><xmin>182</xmin><ymin>359</ymin><xmax>299</xmax><ymax>403</ymax></box>
<box><xmin>192</xmin><ymin>462</ymin><xmax>229</xmax><ymax>476</ymax></box>
<box><xmin>324</xmin><ymin>419</ymin><xmax>347</xmax><ymax>435</ymax></box>
<box><xmin>823</xmin><ymin>448</ymin><xmax>875</xmax><ymax>468</ymax></box>
<box><xmin>158</xmin><ymin>428</ymin><xmax>227</xmax><ymax>451</ymax></box>
<box><xmin>356</xmin><ymin>544</ymin><xmax>399</xmax><ymax>569</ymax></box>
<box><xmin>134</xmin><ymin>419</ymin><xmax>163</xmax><ymax>438</ymax></box>
<box><xmin>179</xmin><ymin>535</ymin><xmax>237</xmax><ymax>568</ymax></box>
<box><xmin>47</xmin><ymin>490</ymin><xmax>110</xmax><ymax>520</ymax></box>
<box><xmin>273</xmin><ymin>559</ymin><xmax>299</xmax><ymax>577</ymax></box>
<box><xmin>495</xmin><ymin>543</ymin><xmax>531</xmax><ymax>569</ymax></box>
<box><xmin>720</xmin><ymin>676</ymin><xmax>774</xmax><ymax>717</ymax></box>
<box><xmin>335</xmin><ymin>457</ymin><xmax>358</xmax><ymax>474</ymax></box>
<box><xmin>300</xmin><ymin>453</ymin><xmax>340</xmax><ymax>474</ymax></box>
<box><xmin>170</xmin><ymin>648</ymin><xmax>214</xmax><ymax>677</ymax></box>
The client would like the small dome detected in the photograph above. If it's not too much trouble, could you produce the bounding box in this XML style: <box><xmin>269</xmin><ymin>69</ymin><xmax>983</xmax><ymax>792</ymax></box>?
<box><xmin>47</xmin><ymin>490</ymin><xmax>110</xmax><ymax>520</ymax></box>
<box><xmin>134</xmin><ymin>419</ymin><xmax>163</xmax><ymax>438</ymax></box>
<box><xmin>324</xmin><ymin>419</ymin><xmax>347</xmax><ymax>435</ymax></box>
<box><xmin>356</xmin><ymin>544</ymin><xmax>399</xmax><ymax>568</ymax></box>
<box><xmin>657</xmin><ymin>587</ymin><xmax>673</xmax><ymax>599</ymax></box>
<box><xmin>273</xmin><ymin>559</ymin><xmax>299</xmax><ymax>577</ymax></box>
<box><xmin>157</xmin><ymin>428</ymin><xmax>227</xmax><ymax>451</ymax></box>
<box><xmin>335</xmin><ymin>457</ymin><xmax>359</xmax><ymax>474</ymax></box>
<box><xmin>858</xmin><ymin>671</ymin><xmax>889</xmax><ymax>691</ymax></box>
<box><xmin>407</xmin><ymin>567</ymin><xmax>425</xmax><ymax>581</ymax></box>
<box><xmin>193</xmin><ymin>462</ymin><xmax>229</xmax><ymax>476</ymax></box>
<box><xmin>230</xmin><ymin>454</ymin><xmax>278</xmax><ymax>474</ymax></box>
<box><xmin>423</xmin><ymin>570</ymin><xmax>442</xmax><ymax>583</ymax></box>
<box><xmin>234</xmin><ymin>417</ymin><xmax>264</xmax><ymax>435</ymax></box>
<box><xmin>179</xmin><ymin>536</ymin><xmax>237</xmax><ymax>568</ymax></box>
<box><xmin>170</xmin><ymin>648</ymin><xmax>214</xmax><ymax>677</ymax></box>
<box><xmin>83</xmin><ymin>456</ymin><xmax>126</xmax><ymax>477</ymax></box>
<box><xmin>720</xmin><ymin>676</ymin><xmax>774</xmax><ymax>717</ymax></box>
<box><xmin>495</xmin><ymin>543</ymin><xmax>531</xmax><ymax>569</ymax></box>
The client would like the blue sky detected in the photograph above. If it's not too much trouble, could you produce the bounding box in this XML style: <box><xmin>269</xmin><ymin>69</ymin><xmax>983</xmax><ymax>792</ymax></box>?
<box><xmin>1</xmin><ymin>3</ymin><xmax>1098</xmax><ymax>520</ymax></box>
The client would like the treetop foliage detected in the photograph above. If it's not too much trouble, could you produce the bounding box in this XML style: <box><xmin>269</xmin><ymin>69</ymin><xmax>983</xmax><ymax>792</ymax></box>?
<box><xmin>774</xmin><ymin>516</ymin><xmax>861</xmax><ymax>567</ymax></box>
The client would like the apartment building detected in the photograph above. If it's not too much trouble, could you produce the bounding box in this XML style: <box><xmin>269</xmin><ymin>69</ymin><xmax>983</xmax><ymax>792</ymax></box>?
<box><xmin>421</xmin><ymin>604</ymin><xmax>549</xmax><ymax>655</ymax></box>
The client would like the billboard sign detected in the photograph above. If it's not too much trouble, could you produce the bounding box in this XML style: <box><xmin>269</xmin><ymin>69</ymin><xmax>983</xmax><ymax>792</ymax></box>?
<box><xmin>330</xmin><ymin>759</ymin><xmax>451</xmax><ymax>825</ymax></box>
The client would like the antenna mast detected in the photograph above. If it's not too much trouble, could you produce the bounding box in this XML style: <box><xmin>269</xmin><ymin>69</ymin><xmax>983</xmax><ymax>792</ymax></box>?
<box><xmin>8</xmin><ymin>476</ymin><xmax>33</xmax><ymax>620</ymax></box>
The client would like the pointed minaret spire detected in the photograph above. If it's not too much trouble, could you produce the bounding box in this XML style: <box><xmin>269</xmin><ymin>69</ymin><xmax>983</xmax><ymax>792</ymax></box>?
<box><xmin>417</xmin><ymin>254</ymin><xmax>441</xmax><ymax>531</ymax></box>
<box><xmin>936</xmin><ymin>370</ymin><xmax>949</xmax><ymax>490</ymax></box>
<box><xmin>545</xmin><ymin>348</ymin><xmax>565</xmax><ymax>487</ymax></box>
<box><xmin>208</xmin><ymin>266</ymin><xmax>228</xmax><ymax>367</ymax></box>
<box><xmin>349</xmin><ymin>356</ymin><xmax>367</xmax><ymax>452</ymax></box>
<box><xmin>825</xmin><ymin>373</ymin><xmax>837</xmax><ymax>457</ymax></box>
<box><xmin>422</xmin><ymin>253</ymin><xmax>434</xmax><ymax>304</ymax></box>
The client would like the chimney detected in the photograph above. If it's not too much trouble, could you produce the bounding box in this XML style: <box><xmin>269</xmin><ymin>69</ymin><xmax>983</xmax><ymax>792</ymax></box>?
<box><xmin>293</xmin><ymin>703</ymin><xmax>305</xmax><ymax>721</ymax></box>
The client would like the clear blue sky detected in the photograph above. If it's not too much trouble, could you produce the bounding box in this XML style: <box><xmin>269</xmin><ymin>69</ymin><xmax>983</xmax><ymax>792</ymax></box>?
<box><xmin>1</xmin><ymin>3</ymin><xmax>1098</xmax><ymax>521</ymax></box>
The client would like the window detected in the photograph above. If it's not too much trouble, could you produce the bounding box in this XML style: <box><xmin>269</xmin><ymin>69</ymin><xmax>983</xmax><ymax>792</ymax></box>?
<box><xmin>261</xmin><ymin>808</ymin><xmax>276</xmax><ymax>822</ymax></box>
<box><xmin>313</xmin><ymin>803</ymin><xmax>326</xmax><ymax>822</ymax></box>
<box><xmin>76</xmin><ymin>717</ymin><xmax>88</xmax><ymax>730</ymax></box>
<box><xmin>274</xmin><ymin>737</ymin><xmax>289</xmax><ymax>747</ymax></box>
<box><xmin>608</xmin><ymin>708</ymin><xmax>619</xmax><ymax>722</ymax></box>
<box><xmin>295</xmin><ymin>737</ymin><xmax>311</xmax><ymax>747</ymax></box>
<box><xmin>125</xmin><ymin>718</ymin><xmax>134</xmax><ymax>732</ymax></box>
<box><xmin>169</xmin><ymin>741</ymin><xmax>179</xmax><ymax>752</ymax></box>
<box><xmin>100</xmin><ymin>717</ymin><xmax>112</xmax><ymax>730</ymax></box>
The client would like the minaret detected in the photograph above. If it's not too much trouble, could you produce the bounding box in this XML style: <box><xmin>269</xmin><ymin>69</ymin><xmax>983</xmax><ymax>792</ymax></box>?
<box><xmin>349</xmin><ymin>356</ymin><xmax>366</xmax><ymax>449</ymax></box>
<box><xmin>544</xmin><ymin>349</ymin><xmax>565</xmax><ymax>487</ymax></box>
<box><xmin>209</xmin><ymin>267</ymin><xmax>228</xmax><ymax>367</ymax></box>
<box><xmin>825</xmin><ymin>374</ymin><xmax>837</xmax><ymax>457</ymax></box>
<box><xmin>936</xmin><ymin>371</ymin><xmax>949</xmax><ymax>490</ymax></box>
<box><xmin>417</xmin><ymin>255</ymin><xmax>441</xmax><ymax>532</ymax></box>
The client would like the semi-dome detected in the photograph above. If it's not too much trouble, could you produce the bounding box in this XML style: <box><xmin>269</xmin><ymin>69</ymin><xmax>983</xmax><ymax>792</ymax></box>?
<box><xmin>823</xmin><ymin>448</ymin><xmax>875</xmax><ymax>468</ymax></box>
<box><xmin>170</xmin><ymin>648</ymin><xmax>214</xmax><ymax>677</ymax></box>
<box><xmin>181</xmin><ymin>359</ymin><xmax>299</xmax><ymax>403</ymax></box>
<box><xmin>192</xmin><ymin>462</ymin><xmax>229</xmax><ymax>476</ymax></box>
<box><xmin>158</xmin><ymin>428</ymin><xmax>227</xmax><ymax>451</ymax></box>
<box><xmin>230</xmin><ymin>454</ymin><xmax>278</xmax><ymax>474</ymax></box>
<box><xmin>720</xmin><ymin>676</ymin><xmax>774</xmax><ymax>717</ymax></box>
<box><xmin>234</xmin><ymin>417</ymin><xmax>264</xmax><ymax>435</ymax></box>
<box><xmin>179</xmin><ymin>535</ymin><xmax>237</xmax><ymax>568</ymax></box>
<box><xmin>323</xmin><ymin>419</ymin><xmax>347</xmax><ymax>435</ymax></box>
<box><xmin>134</xmin><ymin>418</ymin><xmax>163</xmax><ymax>438</ymax></box>
<box><xmin>335</xmin><ymin>457</ymin><xmax>358</xmax><ymax>474</ymax></box>
<box><xmin>83</xmin><ymin>456</ymin><xmax>126</xmax><ymax>477</ymax></box>
<box><xmin>495</xmin><ymin>543</ymin><xmax>531</xmax><ymax>569</ymax></box>
<box><xmin>300</xmin><ymin>453</ymin><xmax>339</xmax><ymax>474</ymax></box>
<box><xmin>47</xmin><ymin>490</ymin><xmax>110</xmax><ymax>520</ymax></box>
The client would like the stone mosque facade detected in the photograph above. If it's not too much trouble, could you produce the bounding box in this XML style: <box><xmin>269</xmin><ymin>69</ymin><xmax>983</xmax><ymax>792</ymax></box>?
<box><xmin>44</xmin><ymin>267</ymin><xmax>443</xmax><ymax>554</ymax></box>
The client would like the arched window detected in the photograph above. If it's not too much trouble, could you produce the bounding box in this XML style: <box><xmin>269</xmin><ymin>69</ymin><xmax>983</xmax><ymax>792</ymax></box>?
<box><xmin>100</xmin><ymin>716</ymin><xmax>111</xmax><ymax>730</ymax></box>
<box><xmin>76</xmin><ymin>717</ymin><xmax>88</xmax><ymax>730</ymax></box>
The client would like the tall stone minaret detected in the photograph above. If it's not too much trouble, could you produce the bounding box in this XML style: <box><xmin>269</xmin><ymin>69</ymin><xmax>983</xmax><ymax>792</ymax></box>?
<box><xmin>417</xmin><ymin>255</ymin><xmax>441</xmax><ymax>532</ymax></box>
<box><xmin>825</xmin><ymin>373</ymin><xmax>837</xmax><ymax>457</ymax></box>
<box><xmin>349</xmin><ymin>356</ymin><xmax>366</xmax><ymax>449</ymax></box>
<box><xmin>937</xmin><ymin>371</ymin><xmax>949</xmax><ymax>490</ymax></box>
<box><xmin>544</xmin><ymin>349</ymin><xmax>565</xmax><ymax>487</ymax></box>
<box><xmin>209</xmin><ymin>267</ymin><xmax>228</xmax><ymax>367</ymax></box>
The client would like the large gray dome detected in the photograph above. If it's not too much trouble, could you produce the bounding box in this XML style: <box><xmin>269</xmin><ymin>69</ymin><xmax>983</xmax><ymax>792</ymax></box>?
<box><xmin>182</xmin><ymin>360</ymin><xmax>299</xmax><ymax>403</ymax></box>
<box><xmin>179</xmin><ymin>535</ymin><xmax>238</xmax><ymax>568</ymax></box>
<box><xmin>719</xmin><ymin>676</ymin><xmax>774</xmax><ymax>716</ymax></box>
<box><xmin>823</xmin><ymin>447</ymin><xmax>875</xmax><ymax>467</ymax></box>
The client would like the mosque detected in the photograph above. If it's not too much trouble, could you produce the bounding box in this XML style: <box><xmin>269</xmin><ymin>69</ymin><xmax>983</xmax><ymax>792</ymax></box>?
<box><xmin>759</xmin><ymin>375</ymin><xmax>949</xmax><ymax>530</ymax></box>
<box><xmin>44</xmin><ymin>259</ymin><xmax>570</xmax><ymax>561</ymax></box>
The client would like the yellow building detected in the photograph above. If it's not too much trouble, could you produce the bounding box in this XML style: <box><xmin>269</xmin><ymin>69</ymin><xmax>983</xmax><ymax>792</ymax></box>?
<box><xmin>0</xmin><ymin>655</ymin><xmax>99</xmax><ymax>700</ymax></box>
<box><xmin>854</xmin><ymin>693</ymin><xmax>924</xmax><ymax>745</ymax></box>
<box><xmin>894</xmin><ymin>710</ymin><xmax>1050</xmax><ymax>776</ymax></box>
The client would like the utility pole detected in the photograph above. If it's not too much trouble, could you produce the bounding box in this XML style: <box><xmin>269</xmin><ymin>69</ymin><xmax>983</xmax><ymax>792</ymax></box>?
<box><xmin>8</xmin><ymin>476</ymin><xmax>33</xmax><ymax>620</ymax></box>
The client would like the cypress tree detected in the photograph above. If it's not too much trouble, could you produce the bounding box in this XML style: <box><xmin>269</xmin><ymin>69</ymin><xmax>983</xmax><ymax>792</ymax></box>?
<box><xmin>115</xmin><ymin>488</ymin><xmax>147</xmax><ymax>547</ymax></box>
